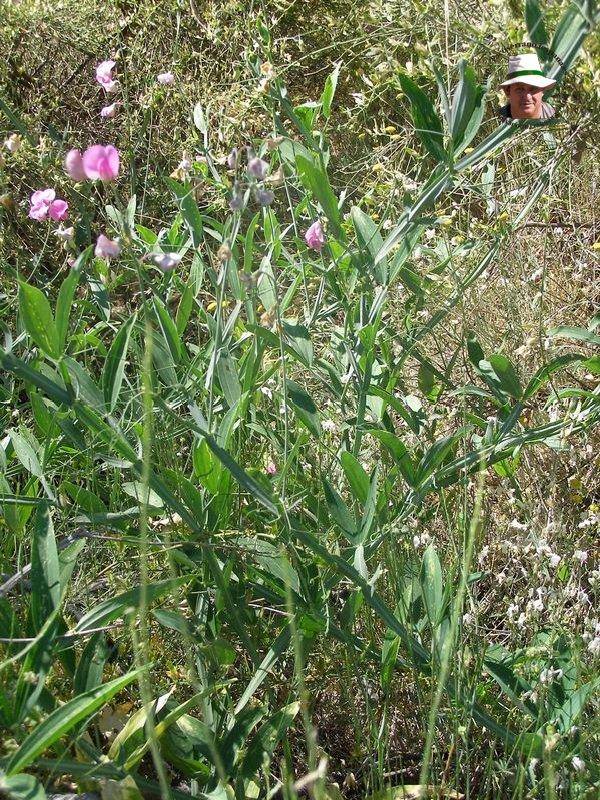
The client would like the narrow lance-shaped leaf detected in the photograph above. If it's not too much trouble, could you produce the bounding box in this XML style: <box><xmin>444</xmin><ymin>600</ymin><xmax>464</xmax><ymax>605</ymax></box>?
<box><xmin>6</xmin><ymin>668</ymin><xmax>147</xmax><ymax>775</ymax></box>
<box><xmin>74</xmin><ymin>576</ymin><xmax>190</xmax><ymax>633</ymax></box>
<box><xmin>526</xmin><ymin>0</ymin><xmax>549</xmax><ymax>51</ymax></box>
<box><xmin>55</xmin><ymin>245</ymin><xmax>94</xmax><ymax>353</ymax></box>
<box><xmin>19</xmin><ymin>281</ymin><xmax>60</xmax><ymax>359</ymax></box>
<box><xmin>397</xmin><ymin>72</ymin><xmax>446</xmax><ymax>162</ymax></box>
<box><xmin>30</xmin><ymin>505</ymin><xmax>60</xmax><ymax>630</ymax></box>
<box><xmin>321</xmin><ymin>61</ymin><xmax>341</xmax><ymax>119</ymax></box>
<box><xmin>102</xmin><ymin>312</ymin><xmax>137</xmax><ymax>412</ymax></box>
<box><xmin>296</xmin><ymin>155</ymin><xmax>342</xmax><ymax>239</ymax></box>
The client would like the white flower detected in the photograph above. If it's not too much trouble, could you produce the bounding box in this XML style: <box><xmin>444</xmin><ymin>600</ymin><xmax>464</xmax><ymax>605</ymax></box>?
<box><xmin>151</xmin><ymin>252</ymin><xmax>182</xmax><ymax>272</ymax></box>
<box><xmin>571</xmin><ymin>756</ymin><xmax>585</xmax><ymax>773</ymax></box>
<box><xmin>588</xmin><ymin>637</ymin><xmax>600</xmax><ymax>656</ymax></box>
<box><xmin>322</xmin><ymin>419</ymin><xmax>336</xmax><ymax>433</ymax></box>
<box><xmin>53</xmin><ymin>225</ymin><xmax>75</xmax><ymax>241</ymax></box>
<box><xmin>509</xmin><ymin>518</ymin><xmax>528</xmax><ymax>531</ymax></box>
<box><xmin>4</xmin><ymin>133</ymin><xmax>21</xmax><ymax>153</ymax></box>
<box><xmin>574</xmin><ymin>549</ymin><xmax>588</xmax><ymax>563</ymax></box>
<box><xmin>157</xmin><ymin>71</ymin><xmax>175</xmax><ymax>85</ymax></box>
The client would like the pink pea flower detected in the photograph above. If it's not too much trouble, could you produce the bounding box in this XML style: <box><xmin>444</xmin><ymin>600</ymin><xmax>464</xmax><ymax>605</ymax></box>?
<box><xmin>95</xmin><ymin>234</ymin><xmax>121</xmax><ymax>259</ymax></box>
<box><xmin>157</xmin><ymin>71</ymin><xmax>175</xmax><ymax>85</ymax></box>
<box><xmin>304</xmin><ymin>220</ymin><xmax>325</xmax><ymax>251</ymax></box>
<box><xmin>48</xmin><ymin>199</ymin><xmax>69</xmax><ymax>221</ymax></box>
<box><xmin>82</xmin><ymin>145</ymin><xmax>120</xmax><ymax>181</ymax></box>
<box><xmin>29</xmin><ymin>189</ymin><xmax>56</xmax><ymax>220</ymax></box>
<box><xmin>265</xmin><ymin>461</ymin><xmax>277</xmax><ymax>475</ymax></box>
<box><xmin>65</xmin><ymin>149</ymin><xmax>87</xmax><ymax>181</ymax></box>
<box><xmin>100</xmin><ymin>102</ymin><xmax>119</xmax><ymax>119</ymax></box>
<box><xmin>247</xmin><ymin>157</ymin><xmax>269</xmax><ymax>180</ymax></box>
<box><xmin>96</xmin><ymin>60</ymin><xmax>118</xmax><ymax>92</ymax></box>
<box><xmin>151</xmin><ymin>252</ymin><xmax>182</xmax><ymax>272</ymax></box>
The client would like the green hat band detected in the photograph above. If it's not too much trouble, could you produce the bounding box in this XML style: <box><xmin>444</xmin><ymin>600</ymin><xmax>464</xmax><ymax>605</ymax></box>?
<box><xmin>507</xmin><ymin>69</ymin><xmax>546</xmax><ymax>79</ymax></box>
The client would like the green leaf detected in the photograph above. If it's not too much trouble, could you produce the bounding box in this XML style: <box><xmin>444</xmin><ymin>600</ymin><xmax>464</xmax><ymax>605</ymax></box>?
<box><xmin>55</xmin><ymin>246</ymin><xmax>93</xmax><ymax>353</ymax></box>
<box><xmin>176</xmin><ymin>284</ymin><xmax>195</xmax><ymax>335</ymax></box>
<box><xmin>548</xmin><ymin>325</ymin><xmax>600</xmax><ymax>348</ymax></box>
<box><xmin>30</xmin><ymin>505</ymin><xmax>61</xmax><ymax>631</ymax></box>
<box><xmin>487</xmin><ymin>354</ymin><xmax>523</xmax><ymax>399</ymax></box>
<box><xmin>74</xmin><ymin>577</ymin><xmax>189</xmax><ymax>633</ymax></box>
<box><xmin>282</xmin><ymin>321</ymin><xmax>313</xmax><ymax>366</ymax></box>
<box><xmin>220</xmin><ymin>706</ymin><xmax>265</xmax><ymax>775</ymax></box>
<box><xmin>420</xmin><ymin>545</ymin><xmax>443</xmax><ymax>628</ymax></box>
<box><xmin>523</xmin><ymin>354</ymin><xmax>583</xmax><ymax>399</ymax></box>
<box><xmin>19</xmin><ymin>282</ymin><xmax>60</xmax><ymax>359</ymax></box>
<box><xmin>341</xmin><ymin>451</ymin><xmax>370</xmax><ymax>504</ymax></box>
<box><xmin>216</xmin><ymin>350</ymin><xmax>241</xmax><ymax>407</ymax></box>
<box><xmin>6</xmin><ymin>668</ymin><xmax>146</xmax><ymax>775</ymax></box>
<box><xmin>369</xmin><ymin>429</ymin><xmax>416</xmax><ymax>486</ymax></box>
<box><xmin>193</xmin><ymin>102</ymin><xmax>208</xmax><ymax>136</ymax></box>
<box><xmin>322</xmin><ymin>478</ymin><xmax>357</xmax><ymax>540</ymax></box>
<box><xmin>186</xmin><ymin>404</ymin><xmax>279</xmax><ymax>517</ymax></box>
<box><xmin>234</xmin><ymin>625</ymin><xmax>292</xmax><ymax>714</ymax></box>
<box><xmin>296</xmin><ymin>155</ymin><xmax>342</xmax><ymax>239</ymax></box>
<box><xmin>321</xmin><ymin>62</ymin><xmax>341</xmax><ymax>119</ymax></box>
<box><xmin>526</xmin><ymin>0</ymin><xmax>549</xmax><ymax>50</ymax></box>
<box><xmin>74</xmin><ymin>632</ymin><xmax>110</xmax><ymax>694</ymax></box>
<box><xmin>88</xmin><ymin>275</ymin><xmax>110</xmax><ymax>322</ymax></box>
<box><xmin>450</xmin><ymin>60</ymin><xmax>477</xmax><ymax>146</ymax></box>
<box><xmin>240</xmin><ymin>701</ymin><xmax>300</xmax><ymax>777</ymax></box>
<box><xmin>257</xmin><ymin>256</ymin><xmax>276</xmax><ymax>312</ymax></box>
<box><xmin>397</xmin><ymin>73</ymin><xmax>446</xmax><ymax>162</ymax></box>
<box><xmin>122</xmin><ymin>481</ymin><xmax>165</xmax><ymax>508</ymax></box>
<box><xmin>286</xmin><ymin>379</ymin><xmax>321</xmax><ymax>438</ymax></box>
<box><xmin>103</xmin><ymin>313</ymin><xmax>137</xmax><ymax>412</ymax></box>
<box><xmin>9</xmin><ymin>428</ymin><xmax>43</xmax><ymax>479</ymax></box>
<box><xmin>153</xmin><ymin>296</ymin><xmax>182</xmax><ymax>365</ymax></box>
<box><xmin>0</xmin><ymin>772</ymin><xmax>46</xmax><ymax>800</ymax></box>
<box><xmin>166</xmin><ymin>178</ymin><xmax>203</xmax><ymax>249</ymax></box>
<box><xmin>351</xmin><ymin>206</ymin><xmax>387</xmax><ymax>284</ymax></box>
<box><xmin>64</xmin><ymin>358</ymin><xmax>105</xmax><ymax>412</ymax></box>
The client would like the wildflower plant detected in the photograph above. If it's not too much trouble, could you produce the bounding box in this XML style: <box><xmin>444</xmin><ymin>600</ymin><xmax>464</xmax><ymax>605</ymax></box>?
<box><xmin>0</xmin><ymin>2</ymin><xmax>599</xmax><ymax>799</ymax></box>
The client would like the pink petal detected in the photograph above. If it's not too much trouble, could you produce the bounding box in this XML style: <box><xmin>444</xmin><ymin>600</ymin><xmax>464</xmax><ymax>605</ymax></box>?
<box><xmin>28</xmin><ymin>204</ymin><xmax>49</xmax><ymax>221</ymax></box>
<box><xmin>48</xmin><ymin>199</ymin><xmax>69</xmax><ymax>221</ymax></box>
<box><xmin>82</xmin><ymin>145</ymin><xmax>120</xmax><ymax>181</ymax></box>
<box><xmin>65</xmin><ymin>149</ymin><xmax>87</xmax><ymax>181</ymax></box>
<box><xmin>31</xmin><ymin>188</ymin><xmax>56</xmax><ymax>206</ymax></box>
<box><xmin>96</xmin><ymin>60</ymin><xmax>116</xmax><ymax>79</ymax></box>
<box><xmin>95</xmin><ymin>233</ymin><xmax>121</xmax><ymax>259</ymax></box>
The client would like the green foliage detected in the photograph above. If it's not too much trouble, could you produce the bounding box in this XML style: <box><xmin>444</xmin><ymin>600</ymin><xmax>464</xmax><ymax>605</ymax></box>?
<box><xmin>0</xmin><ymin>2</ymin><xmax>599</xmax><ymax>798</ymax></box>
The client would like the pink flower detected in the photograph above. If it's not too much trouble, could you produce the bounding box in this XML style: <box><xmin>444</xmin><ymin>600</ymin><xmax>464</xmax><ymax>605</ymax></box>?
<box><xmin>304</xmin><ymin>220</ymin><xmax>325</xmax><ymax>251</ymax></box>
<box><xmin>96</xmin><ymin>60</ymin><xmax>118</xmax><ymax>92</ymax></box>
<box><xmin>157</xmin><ymin>72</ymin><xmax>175</xmax><ymax>85</ymax></box>
<box><xmin>65</xmin><ymin>149</ymin><xmax>87</xmax><ymax>181</ymax></box>
<box><xmin>28</xmin><ymin>189</ymin><xmax>68</xmax><ymax>222</ymax></box>
<box><xmin>100</xmin><ymin>102</ymin><xmax>119</xmax><ymax>119</ymax></box>
<box><xmin>151</xmin><ymin>252</ymin><xmax>182</xmax><ymax>272</ymax></box>
<box><xmin>265</xmin><ymin>461</ymin><xmax>277</xmax><ymax>475</ymax></box>
<box><xmin>95</xmin><ymin>234</ymin><xmax>121</xmax><ymax>259</ymax></box>
<box><xmin>48</xmin><ymin>199</ymin><xmax>69</xmax><ymax>221</ymax></box>
<box><xmin>29</xmin><ymin>189</ymin><xmax>56</xmax><ymax>220</ymax></box>
<box><xmin>82</xmin><ymin>145</ymin><xmax>120</xmax><ymax>181</ymax></box>
<box><xmin>247</xmin><ymin>157</ymin><xmax>269</xmax><ymax>180</ymax></box>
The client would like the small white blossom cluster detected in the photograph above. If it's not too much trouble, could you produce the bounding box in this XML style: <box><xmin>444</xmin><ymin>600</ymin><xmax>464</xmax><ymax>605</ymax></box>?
<box><xmin>412</xmin><ymin>532</ymin><xmax>432</xmax><ymax>550</ymax></box>
<box><xmin>582</xmin><ymin>620</ymin><xmax>600</xmax><ymax>657</ymax></box>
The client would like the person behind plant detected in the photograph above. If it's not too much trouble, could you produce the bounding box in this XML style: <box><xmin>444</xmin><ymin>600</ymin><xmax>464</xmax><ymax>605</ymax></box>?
<box><xmin>499</xmin><ymin>53</ymin><xmax>556</xmax><ymax>120</ymax></box>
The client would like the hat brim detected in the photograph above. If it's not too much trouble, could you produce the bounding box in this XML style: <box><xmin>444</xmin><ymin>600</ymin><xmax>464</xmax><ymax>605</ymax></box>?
<box><xmin>500</xmin><ymin>75</ymin><xmax>556</xmax><ymax>90</ymax></box>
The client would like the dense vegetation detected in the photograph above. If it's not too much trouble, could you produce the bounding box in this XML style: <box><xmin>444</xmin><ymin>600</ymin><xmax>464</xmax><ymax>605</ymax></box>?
<box><xmin>1</xmin><ymin>1</ymin><xmax>599</xmax><ymax>799</ymax></box>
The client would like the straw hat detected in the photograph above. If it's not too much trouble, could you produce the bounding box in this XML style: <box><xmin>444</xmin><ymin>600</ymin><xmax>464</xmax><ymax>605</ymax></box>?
<box><xmin>499</xmin><ymin>53</ymin><xmax>556</xmax><ymax>90</ymax></box>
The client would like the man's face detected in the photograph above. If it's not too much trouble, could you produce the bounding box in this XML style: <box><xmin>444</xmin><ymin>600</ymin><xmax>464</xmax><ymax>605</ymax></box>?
<box><xmin>504</xmin><ymin>82</ymin><xmax>544</xmax><ymax>119</ymax></box>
